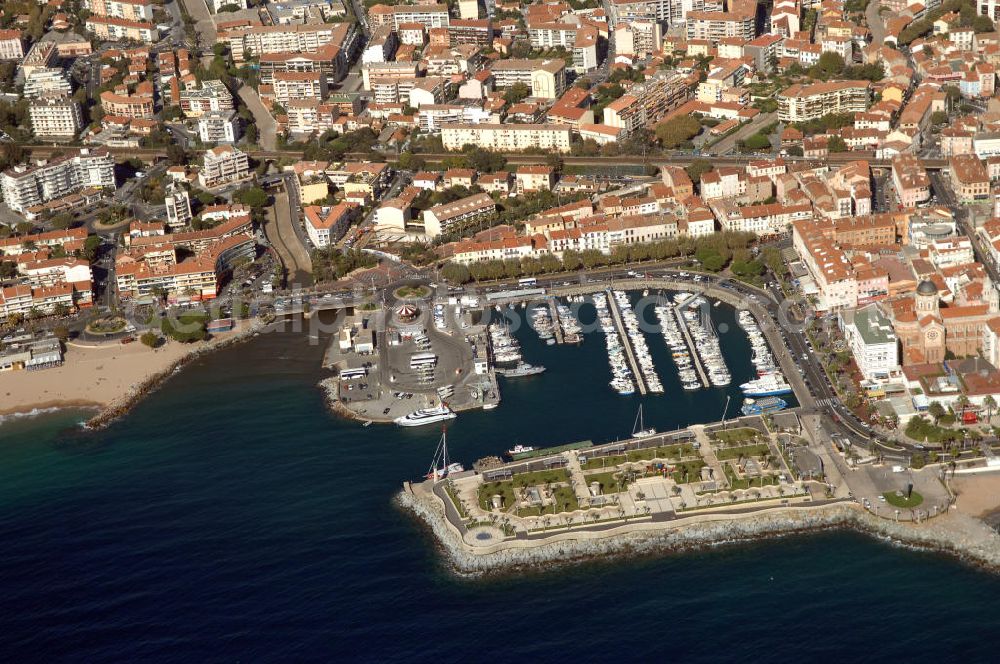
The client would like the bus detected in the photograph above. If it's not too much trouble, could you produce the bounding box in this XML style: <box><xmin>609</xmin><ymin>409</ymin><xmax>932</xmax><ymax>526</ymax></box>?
<box><xmin>339</xmin><ymin>368</ymin><xmax>367</xmax><ymax>380</ymax></box>
<box><xmin>518</xmin><ymin>277</ymin><xmax>537</xmax><ymax>288</ymax></box>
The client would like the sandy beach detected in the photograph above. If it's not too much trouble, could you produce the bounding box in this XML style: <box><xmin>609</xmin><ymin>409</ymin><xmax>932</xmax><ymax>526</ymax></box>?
<box><xmin>0</xmin><ymin>322</ymin><xmax>256</xmax><ymax>418</ymax></box>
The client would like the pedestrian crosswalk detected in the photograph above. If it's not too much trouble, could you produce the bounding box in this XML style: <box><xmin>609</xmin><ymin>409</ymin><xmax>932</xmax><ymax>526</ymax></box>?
<box><xmin>815</xmin><ymin>398</ymin><xmax>836</xmax><ymax>408</ymax></box>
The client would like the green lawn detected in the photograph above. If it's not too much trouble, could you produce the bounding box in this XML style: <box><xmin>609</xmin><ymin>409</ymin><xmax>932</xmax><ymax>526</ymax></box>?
<box><xmin>715</xmin><ymin>444</ymin><xmax>771</xmax><ymax>461</ymax></box>
<box><xmin>712</xmin><ymin>428</ymin><xmax>762</xmax><ymax>445</ymax></box>
<box><xmin>582</xmin><ymin>445</ymin><xmax>697</xmax><ymax>470</ymax></box>
<box><xmin>584</xmin><ymin>471</ymin><xmax>629</xmax><ymax>496</ymax></box>
<box><xmin>581</xmin><ymin>454</ymin><xmax>626</xmax><ymax>470</ymax></box>
<box><xmin>670</xmin><ymin>460</ymin><xmax>707</xmax><ymax>484</ymax></box>
<box><xmin>478</xmin><ymin>481</ymin><xmax>516</xmax><ymax>512</ymax></box>
<box><xmin>882</xmin><ymin>491</ymin><xmax>923</xmax><ymax>509</ymax></box>
<box><xmin>724</xmin><ymin>465</ymin><xmax>780</xmax><ymax>491</ymax></box>
<box><xmin>512</xmin><ymin>468</ymin><xmax>570</xmax><ymax>488</ymax></box>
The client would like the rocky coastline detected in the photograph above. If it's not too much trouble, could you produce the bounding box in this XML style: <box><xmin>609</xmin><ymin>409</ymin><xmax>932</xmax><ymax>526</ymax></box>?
<box><xmin>397</xmin><ymin>484</ymin><xmax>1000</xmax><ymax>576</ymax></box>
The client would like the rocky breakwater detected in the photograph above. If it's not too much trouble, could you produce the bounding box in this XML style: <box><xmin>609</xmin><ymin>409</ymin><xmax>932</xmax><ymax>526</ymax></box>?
<box><xmin>398</xmin><ymin>482</ymin><xmax>1000</xmax><ymax>575</ymax></box>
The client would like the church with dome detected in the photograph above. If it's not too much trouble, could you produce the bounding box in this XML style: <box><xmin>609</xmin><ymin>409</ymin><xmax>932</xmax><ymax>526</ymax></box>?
<box><xmin>887</xmin><ymin>278</ymin><xmax>999</xmax><ymax>365</ymax></box>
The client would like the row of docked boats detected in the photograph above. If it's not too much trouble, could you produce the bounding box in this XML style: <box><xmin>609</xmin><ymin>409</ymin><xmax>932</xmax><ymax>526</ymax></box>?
<box><xmin>611</xmin><ymin>290</ymin><xmax>663</xmax><ymax>393</ymax></box>
<box><xmin>681</xmin><ymin>305</ymin><xmax>731</xmax><ymax>388</ymax></box>
<box><xmin>531</xmin><ymin>305</ymin><xmax>556</xmax><ymax>345</ymax></box>
<box><xmin>490</xmin><ymin>320</ymin><xmax>546</xmax><ymax>378</ymax></box>
<box><xmin>593</xmin><ymin>292</ymin><xmax>636</xmax><ymax>395</ymax></box>
<box><xmin>736</xmin><ymin>309</ymin><xmax>793</xmax><ymax>397</ymax></box>
<box><xmin>556</xmin><ymin>301</ymin><xmax>583</xmax><ymax>344</ymax></box>
<box><xmin>654</xmin><ymin>301</ymin><xmax>701</xmax><ymax>390</ymax></box>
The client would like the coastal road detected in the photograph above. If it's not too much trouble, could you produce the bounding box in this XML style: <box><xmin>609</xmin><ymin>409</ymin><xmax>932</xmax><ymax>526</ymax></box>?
<box><xmin>264</xmin><ymin>191</ymin><xmax>313</xmax><ymax>286</ymax></box>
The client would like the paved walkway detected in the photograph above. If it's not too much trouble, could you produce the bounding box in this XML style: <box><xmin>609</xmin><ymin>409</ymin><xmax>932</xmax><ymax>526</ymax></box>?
<box><xmin>179</xmin><ymin>0</ymin><xmax>216</xmax><ymax>67</ymax></box>
<box><xmin>566</xmin><ymin>453</ymin><xmax>594</xmax><ymax>506</ymax></box>
<box><xmin>238</xmin><ymin>85</ymin><xmax>278</xmax><ymax>151</ymax></box>
<box><xmin>691</xmin><ymin>425</ymin><xmax>729</xmax><ymax>488</ymax></box>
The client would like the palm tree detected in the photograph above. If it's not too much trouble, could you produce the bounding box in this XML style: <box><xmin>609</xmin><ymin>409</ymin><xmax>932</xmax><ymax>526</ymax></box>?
<box><xmin>984</xmin><ymin>395</ymin><xmax>997</xmax><ymax>425</ymax></box>
<box><xmin>956</xmin><ymin>395</ymin><xmax>970</xmax><ymax>421</ymax></box>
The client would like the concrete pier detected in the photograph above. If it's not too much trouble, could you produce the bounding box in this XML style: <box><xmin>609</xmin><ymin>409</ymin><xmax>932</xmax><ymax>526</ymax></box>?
<box><xmin>673</xmin><ymin>297</ymin><xmax>709</xmax><ymax>388</ymax></box>
<box><xmin>606</xmin><ymin>289</ymin><xmax>647</xmax><ymax>395</ymax></box>
<box><xmin>548</xmin><ymin>298</ymin><xmax>564</xmax><ymax>345</ymax></box>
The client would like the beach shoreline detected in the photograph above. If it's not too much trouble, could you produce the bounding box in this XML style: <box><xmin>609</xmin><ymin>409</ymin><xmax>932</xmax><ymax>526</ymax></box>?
<box><xmin>0</xmin><ymin>320</ymin><xmax>263</xmax><ymax>428</ymax></box>
<box><xmin>397</xmin><ymin>481</ymin><xmax>1000</xmax><ymax>576</ymax></box>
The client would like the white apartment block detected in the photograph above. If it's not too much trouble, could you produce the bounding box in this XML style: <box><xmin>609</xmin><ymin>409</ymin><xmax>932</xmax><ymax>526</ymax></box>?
<box><xmin>422</xmin><ymin>192</ymin><xmax>496</xmax><ymax>237</ymax></box>
<box><xmin>197</xmin><ymin>110</ymin><xmax>241</xmax><ymax>144</ymax></box>
<box><xmin>490</xmin><ymin>59</ymin><xmax>566</xmax><ymax>99</ymax></box>
<box><xmin>23</xmin><ymin>69</ymin><xmax>73</xmax><ymax>98</ymax></box>
<box><xmin>843</xmin><ymin>305</ymin><xmax>898</xmax><ymax>381</ymax></box>
<box><xmin>213</xmin><ymin>0</ymin><xmax>249</xmax><ymax>10</ymax></box>
<box><xmin>180</xmin><ymin>80</ymin><xmax>235</xmax><ymax>118</ymax></box>
<box><xmin>778</xmin><ymin>80</ymin><xmax>871</xmax><ymax>122</ymax></box>
<box><xmin>224</xmin><ymin>24</ymin><xmax>344</xmax><ymax>62</ymax></box>
<box><xmin>29</xmin><ymin>94</ymin><xmax>83</xmax><ymax>140</ymax></box>
<box><xmin>85</xmin><ymin>0</ymin><xmax>154</xmax><ymax>21</ymax></box>
<box><xmin>367</xmin><ymin>4</ymin><xmax>450</xmax><ymax>30</ymax></box>
<box><xmin>199</xmin><ymin>146</ymin><xmax>251</xmax><ymax>189</ymax></box>
<box><xmin>164</xmin><ymin>183</ymin><xmax>193</xmax><ymax>230</ymax></box>
<box><xmin>85</xmin><ymin>16</ymin><xmax>158</xmax><ymax>43</ymax></box>
<box><xmin>272</xmin><ymin>71</ymin><xmax>327</xmax><ymax>106</ymax></box>
<box><xmin>0</xmin><ymin>30</ymin><xmax>24</xmax><ymax>60</ymax></box>
<box><xmin>0</xmin><ymin>149</ymin><xmax>116</xmax><ymax>213</ymax></box>
<box><xmin>285</xmin><ymin>99</ymin><xmax>340</xmax><ymax>136</ymax></box>
<box><xmin>441</xmin><ymin>124</ymin><xmax>572</xmax><ymax>153</ymax></box>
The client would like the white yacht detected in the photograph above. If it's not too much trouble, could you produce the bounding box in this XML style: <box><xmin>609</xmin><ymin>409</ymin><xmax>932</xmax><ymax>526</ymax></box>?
<box><xmin>395</xmin><ymin>404</ymin><xmax>457</xmax><ymax>427</ymax></box>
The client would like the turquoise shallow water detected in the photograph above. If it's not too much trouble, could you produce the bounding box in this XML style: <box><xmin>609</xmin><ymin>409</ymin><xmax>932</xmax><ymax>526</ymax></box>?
<box><xmin>0</xmin><ymin>301</ymin><xmax>998</xmax><ymax>662</ymax></box>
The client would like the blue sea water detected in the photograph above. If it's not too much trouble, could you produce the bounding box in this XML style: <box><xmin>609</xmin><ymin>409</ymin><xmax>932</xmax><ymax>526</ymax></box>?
<box><xmin>1</xmin><ymin>302</ymin><xmax>999</xmax><ymax>662</ymax></box>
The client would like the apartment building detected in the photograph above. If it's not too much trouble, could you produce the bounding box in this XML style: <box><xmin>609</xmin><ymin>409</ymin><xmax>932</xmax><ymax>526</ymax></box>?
<box><xmin>441</xmin><ymin>123</ymin><xmax>572</xmax><ymax>153</ymax></box>
<box><xmin>685</xmin><ymin>11</ymin><xmax>755</xmax><ymax>42</ymax></box>
<box><xmin>116</xmin><ymin>232</ymin><xmax>254</xmax><ymax>302</ymax></box>
<box><xmin>490</xmin><ymin>59</ymin><xmax>567</xmax><ymax>99</ymax></box>
<box><xmin>777</xmin><ymin>80</ymin><xmax>871</xmax><ymax>122</ymax></box>
<box><xmin>180</xmin><ymin>80</ymin><xmax>235</xmax><ymax>118</ymax></box>
<box><xmin>164</xmin><ymin>182</ymin><xmax>193</xmax><ymax>230</ymax></box>
<box><xmin>273</xmin><ymin>71</ymin><xmax>328</xmax><ymax>105</ymax></box>
<box><xmin>19</xmin><ymin>41</ymin><xmax>57</xmax><ymax>79</ymax></box>
<box><xmin>100</xmin><ymin>90</ymin><xmax>154</xmax><ymax>119</ymax></box>
<box><xmin>602</xmin><ymin>71</ymin><xmax>692</xmax><ymax>137</ymax></box>
<box><xmin>223</xmin><ymin>22</ymin><xmax>357</xmax><ymax>63</ymax></box>
<box><xmin>714</xmin><ymin>201</ymin><xmax>812</xmax><ymax>235</ymax></box>
<box><xmin>199</xmin><ymin>146</ymin><xmax>251</xmax><ymax>189</ymax></box>
<box><xmin>792</xmin><ymin>219</ymin><xmax>858</xmax><ymax>311</ymax></box>
<box><xmin>85</xmin><ymin>0</ymin><xmax>154</xmax><ymax>21</ymax></box>
<box><xmin>23</xmin><ymin>69</ymin><xmax>73</xmax><ymax>98</ymax></box>
<box><xmin>614</xmin><ymin>21</ymin><xmax>662</xmax><ymax>59</ymax></box>
<box><xmin>85</xmin><ymin>16</ymin><xmax>158</xmax><ymax>43</ymax></box>
<box><xmin>891</xmin><ymin>154</ymin><xmax>931</xmax><ymax>207</ymax></box>
<box><xmin>843</xmin><ymin>305</ymin><xmax>898</xmax><ymax>381</ymax></box>
<box><xmin>0</xmin><ymin>149</ymin><xmax>116</xmax><ymax>213</ymax></box>
<box><xmin>259</xmin><ymin>44</ymin><xmax>346</xmax><ymax>86</ymax></box>
<box><xmin>304</xmin><ymin>202</ymin><xmax>359</xmax><ymax>247</ymax></box>
<box><xmin>950</xmin><ymin>154</ymin><xmax>991</xmax><ymax>203</ymax></box>
<box><xmin>422</xmin><ymin>192</ymin><xmax>496</xmax><ymax>237</ymax></box>
<box><xmin>29</xmin><ymin>94</ymin><xmax>83</xmax><ymax>140</ymax></box>
<box><xmin>0</xmin><ymin>30</ymin><xmax>25</xmax><ymax>60</ymax></box>
<box><xmin>286</xmin><ymin>99</ymin><xmax>341</xmax><ymax>136</ymax></box>
<box><xmin>367</xmin><ymin>4</ymin><xmax>450</xmax><ymax>30</ymax></box>
<box><xmin>448</xmin><ymin>19</ymin><xmax>494</xmax><ymax>46</ymax></box>
<box><xmin>198</xmin><ymin>110</ymin><xmax>240</xmax><ymax>144</ymax></box>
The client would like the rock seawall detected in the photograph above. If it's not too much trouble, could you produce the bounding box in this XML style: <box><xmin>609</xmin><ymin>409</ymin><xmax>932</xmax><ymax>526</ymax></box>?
<box><xmin>397</xmin><ymin>486</ymin><xmax>1000</xmax><ymax>575</ymax></box>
